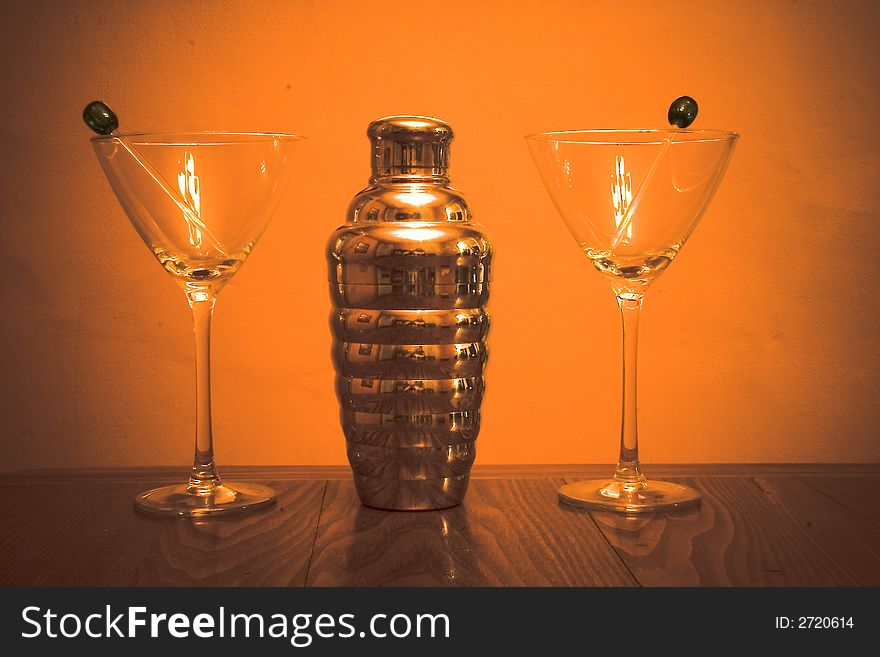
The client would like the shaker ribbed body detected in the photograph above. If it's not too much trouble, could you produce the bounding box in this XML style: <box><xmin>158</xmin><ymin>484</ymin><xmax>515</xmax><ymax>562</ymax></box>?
<box><xmin>327</xmin><ymin>116</ymin><xmax>491</xmax><ymax>510</ymax></box>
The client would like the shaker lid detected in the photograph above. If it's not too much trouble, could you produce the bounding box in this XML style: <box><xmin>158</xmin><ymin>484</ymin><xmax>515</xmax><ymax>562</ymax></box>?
<box><xmin>368</xmin><ymin>115</ymin><xmax>453</xmax><ymax>175</ymax></box>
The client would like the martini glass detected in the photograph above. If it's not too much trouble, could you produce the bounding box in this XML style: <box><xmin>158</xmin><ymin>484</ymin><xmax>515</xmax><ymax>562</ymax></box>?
<box><xmin>526</xmin><ymin>129</ymin><xmax>737</xmax><ymax>512</ymax></box>
<box><xmin>92</xmin><ymin>131</ymin><xmax>301</xmax><ymax>516</ymax></box>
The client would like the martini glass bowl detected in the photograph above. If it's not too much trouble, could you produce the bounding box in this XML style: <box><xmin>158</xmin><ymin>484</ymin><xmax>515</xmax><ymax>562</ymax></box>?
<box><xmin>526</xmin><ymin>129</ymin><xmax>737</xmax><ymax>513</ymax></box>
<box><xmin>92</xmin><ymin>131</ymin><xmax>301</xmax><ymax>516</ymax></box>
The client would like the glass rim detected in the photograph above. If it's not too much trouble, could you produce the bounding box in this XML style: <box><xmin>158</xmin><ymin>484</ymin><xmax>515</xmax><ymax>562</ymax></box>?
<box><xmin>90</xmin><ymin>131</ymin><xmax>305</xmax><ymax>145</ymax></box>
<box><xmin>524</xmin><ymin>128</ymin><xmax>739</xmax><ymax>144</ymax></box>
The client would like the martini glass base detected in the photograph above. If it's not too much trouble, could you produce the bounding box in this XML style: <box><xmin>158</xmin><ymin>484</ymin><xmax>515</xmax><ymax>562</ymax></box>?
<box><xmin>558</xmin><ymin>479</ymin><xmax>701</xmax><ymax>513</ymax></box>
<box><xmin>135</xmin><ymin>482</ymin><xmax>276</xmax><ymax>517</ymax></box>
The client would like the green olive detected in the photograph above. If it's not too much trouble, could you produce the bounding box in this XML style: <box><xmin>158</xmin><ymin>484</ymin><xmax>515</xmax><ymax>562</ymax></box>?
<box><xmin>668</xmin><ymin>96</ymin><xmax>698</xmax><ymax>129</ymax></box>
<box><xmin>83</xmin><ymin>101</ymin><xmax>118</xmax><ymax>135</ymax></box>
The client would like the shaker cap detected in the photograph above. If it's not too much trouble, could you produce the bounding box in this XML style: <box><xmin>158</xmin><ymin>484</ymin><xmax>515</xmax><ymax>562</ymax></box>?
<box><xmin>368</xmin><ymin>115</ymin><xmax>453</xmax><ymax>176</ymax></box>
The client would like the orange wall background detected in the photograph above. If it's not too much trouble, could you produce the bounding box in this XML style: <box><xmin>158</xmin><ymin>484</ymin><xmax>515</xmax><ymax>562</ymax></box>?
<box><xmin>1</xmin><ymin>0</ymin><xmax>878</xmax><ymax>472</ymax></box>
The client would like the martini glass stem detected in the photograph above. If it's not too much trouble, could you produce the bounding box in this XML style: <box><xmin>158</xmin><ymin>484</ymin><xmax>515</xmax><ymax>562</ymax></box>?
<box><xmin>614</xmin><ymin>291</ymin><xmax>646</xmax><ymax>486</ymax></box>
<box><xmin>187</xmin><ymin>289</ymin><xmax>221</xmax><ymax>494</ymax></box>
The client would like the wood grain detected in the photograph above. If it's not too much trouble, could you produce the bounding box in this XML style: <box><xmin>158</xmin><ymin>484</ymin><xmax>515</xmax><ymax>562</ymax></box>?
<box><xmin>0</xmin><ymin>480</ymin><xmax>325</xmax><ymax>586</ymax></box>
<box><xmin>800</xmin><ymin>475</ymin><xmax>880</xmax><ymax>526</ymax></box>
<box><xmin>1</xmin><ymin>466</ymin><xmax>877</xmax><ymax>587</ymax></box>
<box><xmin>306</xmin><ymin>478</ymin><xmax>636</xmax><ymax>586</ymax></box>
<box><xmin>582</xmin><ymin>475</ymin><xmax>880</xmax><ymax>586</ymax></box>
<box><xmin>753</xmin><ymin>476</ymin><xmax>880</xmax><ymax>585</ymax></box>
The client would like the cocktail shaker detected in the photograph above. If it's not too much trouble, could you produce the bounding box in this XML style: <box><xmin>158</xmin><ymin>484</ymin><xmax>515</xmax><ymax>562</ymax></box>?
<box><xmin>327</xmin><ymin>116</ymin><xmax>491</xmax><ymax>510</ymax></box>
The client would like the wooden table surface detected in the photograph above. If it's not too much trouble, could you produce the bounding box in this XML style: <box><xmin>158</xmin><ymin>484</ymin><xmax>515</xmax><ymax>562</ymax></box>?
<box><xmin>1</xmin><ymin>465</ymin><xmax>878</xmax><ymax>587</ymax></box>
